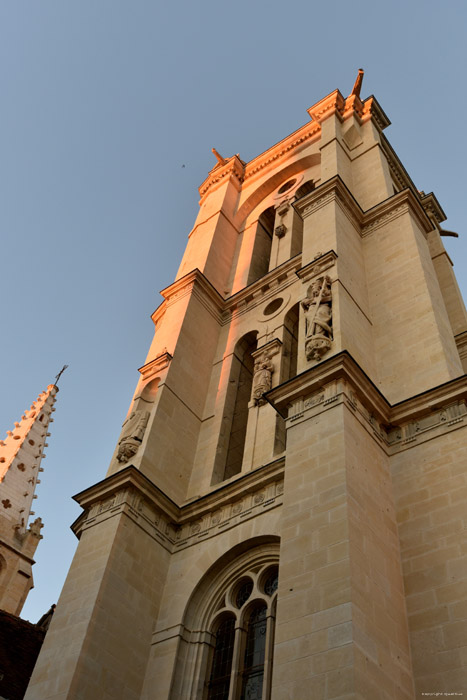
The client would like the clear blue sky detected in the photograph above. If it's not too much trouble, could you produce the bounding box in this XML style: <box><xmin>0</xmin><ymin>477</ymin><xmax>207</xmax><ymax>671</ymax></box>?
<box><xmin>0</xmin><ymin>0</ymin><xmax>465</xmax><ymax>622</ymax></box>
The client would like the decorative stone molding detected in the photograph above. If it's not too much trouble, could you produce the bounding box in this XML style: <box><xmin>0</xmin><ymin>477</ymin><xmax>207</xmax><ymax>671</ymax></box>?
<box><xmin>361</xmin><ymin>203</ymin><xmax>408</xmax><ymax>236</ymax></box>
<box><xmin>72</xmin><ymin>460</ymin><xmax>285</xmax><ymax>552</ymax></box>
<box><xmin>138</xmin><ymin>351</ymin><xmax>173</xmax><ymax>380</ymax></box>
<box><xmin>266</xmin><ymin>351</ymin><xmax>467</xmax><ymax>455</ymax></box>
<box><xmin>226</xmin><ymin>255</ymin><xmax>302</xmax><ymax>319</ymax></box>
<box><xmin>199</xmin><ymin>155</ymin><xmax>245</xmax><ymax>200</ymax></box>
<box><xmin>295</xmin><ymin>176</ymin><xmax>362</xmax><ymax>233</ymax></box>
<box><xmin>307</xmin><ymin>89</ymin><xmax>346</xmax><ymax>124</ymax></box>
<box><xmin>152</xmin><ymin>269</ymin><xmax>225</xmax><ymax>329</ymax></box>
<box><xmin>419</xmin><ymin>191</ymin><xmax>446</xmax><ymax>225</ymax></box>
<box><xmin>296</xmin><ymin>251</ymin><xmax>338</xmax><ymax>284</ymax></box>
<box><xmin>360</xmin><ymin>96</ymin><xmax>390</xmax><ymax>131</ymax></box>
<box><xmin>243</xmin><ymin>124</ymin><xmax>321</xmax><ymax>182</ymax></box>
<box><xmin>294</xmin><ymin>176</ymin><xmax>435</xmax><ymax>243</ymax></box>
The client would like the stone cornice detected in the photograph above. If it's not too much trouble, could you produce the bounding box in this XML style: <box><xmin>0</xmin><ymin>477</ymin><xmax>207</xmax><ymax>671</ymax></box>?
<box><xmin>296</xmin><ymin>251</ymin><xmax>338</xmax><ymax>283</ymax></box>
<box><xmin>294</xmin><ymin>175</ymin><xmax>435</xmax><ymax>239</ymax></box>
<box><xmin>266</xmin><ymin>351</ymin><xmax>389</xmax><ymax>422</ymax></box>
<box><xmin>420</xmin><ymin>191</ymin><xmax>446</xmax><ymax>225</ymax></box>
<box><xmin>152</xmin><ymin>269</ymin><xmax>225</xmax><ymax>326</ymax></box>
<box><xmin>361</xmin><ymin>187</ymin><xmax>433</xmax><ymax>237</ymax></box>
<box><xmin>225</xmin><ymin>254</ymin><xmax>302</xmax><ymax>319</ymax></box>
<box><xmin>138</xmin><ymin>351</ymin><xmax>173</xmax><ymax>379</ymax></box>
<box><xmin>307</xmin><ymin>89</ymin><xmax>346</xmax><ymax>123</ymax></box>
<box><xmin>360</xmin><ymin>96</ymin><xmax>391</xmax><ymax>131</ymax></box>
<box><xmin>390</xmin><ymin>374</ymin><xmax>467</xmax><ymax>425</ymax></box>
<box><xmin>380</xmin><ymin>134</ymin><xmax>417</xmax><ymax>193</ymax></box>
<box><xmin>266</xmin><ymin>351</ymin><xmax>467</xmax><ymax>454</ymax></box>
<box><xmin>199</xmin><ymin>155</ymin><xmax>245</xmax><ymax>201</ymax></box>
<box><xmin>243</xmin><ymin>122</ymin><xmax>321</xmax><ymax>183</ymax></box>
<box><xmin>71</xmin><ymin>459</ymin><xmax>285</xmax><ymax>551</ymax></box>
<box><xmin>198</xmin><ymin>92</ymin><xmax>391</xmax><ymax>203</ymax></box>
<box><xmin>294</xmin><ymin>175</ymin><xmax>363</xmax><ymax>231</ymax></box>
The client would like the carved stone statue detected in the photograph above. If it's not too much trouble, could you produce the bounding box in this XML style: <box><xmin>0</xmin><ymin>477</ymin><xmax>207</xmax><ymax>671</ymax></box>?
<box><xmin>116</xmin><ymin>410</ymin><xmax>149</xmax><ymax>463</ymax></box>
<box><xmin>252</xmin><ymin>356</ymin><xmax>274</xmax><ymax>405</ymax></box>
<box><xmin>301</xmin><ymin>276</ymin><xmax>333</xmax><ymax>362</ymax></box>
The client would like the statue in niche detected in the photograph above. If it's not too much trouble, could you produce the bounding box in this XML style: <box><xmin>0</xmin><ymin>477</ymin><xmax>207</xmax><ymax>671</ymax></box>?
<box><xmin>301</xmin><ymin>276</ymin><xmax>333</xmax><ymax>362</ymax></box>
<box><xmin>252</xmin><ymin>356</ymin><xmax>274</xmax><ymax>405</ymax></box>
<box><xmin>116</xmin><ymin>410</ymin><xmax>149</xmax><ymax>463</ymax></box>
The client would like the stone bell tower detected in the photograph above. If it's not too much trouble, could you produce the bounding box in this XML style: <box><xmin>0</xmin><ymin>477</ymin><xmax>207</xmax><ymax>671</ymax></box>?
<box><xmin>27</xmin><ymin>73</ymin><xmax>467</xmax><ymax>700</ymax></box>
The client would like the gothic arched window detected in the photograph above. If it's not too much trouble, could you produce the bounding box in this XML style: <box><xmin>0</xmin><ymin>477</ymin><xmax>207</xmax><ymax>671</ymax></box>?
<box><xmin>206</xmin><ymin>564</ymin><xmax>278</xmax><ymax>700</ymax></box>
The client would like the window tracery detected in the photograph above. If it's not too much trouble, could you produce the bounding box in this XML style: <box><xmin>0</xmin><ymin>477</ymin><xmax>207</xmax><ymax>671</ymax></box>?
<box><xmin>206</xmin><ymin>564</ymin><xmax>278</xmax><ymax>700</ymax></box>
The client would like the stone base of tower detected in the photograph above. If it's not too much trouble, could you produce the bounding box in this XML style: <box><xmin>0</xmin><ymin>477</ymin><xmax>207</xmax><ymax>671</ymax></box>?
<box><xmin>268</xmin><ymin>352</ymin><xmax>467</xmax><ymax>699</ymax></box>
<box><xmin>24</xmin><ymin>470</ymin><xmax>172</xmax><ymax>700</ymax></box>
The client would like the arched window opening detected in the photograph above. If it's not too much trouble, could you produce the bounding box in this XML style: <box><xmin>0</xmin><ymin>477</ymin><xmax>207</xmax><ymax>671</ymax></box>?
<box><xmin>273</xmin><ymin>304</ymin><xmax>299</xmax><ymax>456</ymax></box>
<box><xmin>170</xmin><ymin>538</ymin><xmax>279</xmax><ymax>700</ymax></box>
<box><xmin>204</xmin><ymin>557</ymin><xmax>278</xmax><ymax>700</ymax></box>
<box><xmin>240</xmin><ymin>604</ymin><xmax>268</xmax><ymax>699</ymax></box>
<box><xmin>207</xmin><ymin>616</ymin><xmax>236</xmax><ymax>700</ymax></box>
<box><xmin>223</xmin><ymin>333</ymin><xmax>258</xmax><ymax>481</ymax></box>
<box><xmin>295</xmin><ymin>179</ymin><xmax>315</xmax><ymax>200</ymax></box>
<box><xmin>283</xmin><ymin>304</ymin><xmax>299</xmax><ymax>382</ymax></box>
<box><xmin>248</xmin><ymin>206</ymin><xmax>275</xmax><ymax>285</ymax></box>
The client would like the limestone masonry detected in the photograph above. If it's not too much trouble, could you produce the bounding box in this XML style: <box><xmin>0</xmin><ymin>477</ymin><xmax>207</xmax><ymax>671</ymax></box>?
<box><xmin>25</xmin><ymin>74</ymin><xmax>467</xmax><ymax>699</ymax></box>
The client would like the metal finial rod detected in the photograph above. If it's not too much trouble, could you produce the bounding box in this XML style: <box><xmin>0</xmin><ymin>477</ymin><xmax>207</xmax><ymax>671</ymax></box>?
<box><xmin>54</xmin><ymin>365</ymin><xmax>69</xmax><ymax>385</ymax></box>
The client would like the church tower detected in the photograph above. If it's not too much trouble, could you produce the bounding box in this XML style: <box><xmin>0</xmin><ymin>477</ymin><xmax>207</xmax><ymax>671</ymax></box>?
<box><xmin>26</xmin><ymin>74</ymin><xmax>467</xmax><ymax>699</ymax></box>
<box><xmin>0</xmin><ymin>383</ymin><xmax>58</xmax><ymax>615</ymax></box>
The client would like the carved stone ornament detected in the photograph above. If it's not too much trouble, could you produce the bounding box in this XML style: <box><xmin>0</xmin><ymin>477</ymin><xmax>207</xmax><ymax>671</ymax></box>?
<box><xmin>301</xmin><ymin>276</ymin><xmax>333</xmax><ymax>362</ymax></box>
<box><xmin>29</xmin><ymin>517</ymin><xmax>44</xmax><ymax>537</ymax></box>
<box><xmin>251</xmin><ymin>355</ymin><xmax>274</xmax><ymax>405</ymax></box>
<box><xmin>274</xmin><ymin>224</ymin><xmax>287</xmax><ymax>238</ymax></box>
<box><xmin>116</xmin><ymin>410</ymin><xmax>149</xmax><ymax>463</ymax></box>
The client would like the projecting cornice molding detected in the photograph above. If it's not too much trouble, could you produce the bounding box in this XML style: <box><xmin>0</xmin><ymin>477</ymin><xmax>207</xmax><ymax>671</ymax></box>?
<box><xmin>266</xmin><ymin>351</ymin><xmax>467</xmax><ymax>454</ymax></box>
<box><xmin>294</xmin><ymin>175</ymin><xmax>435</xmax><ymax>238</ymax></box>
<box><xmin>138</xmin><ymin>351</ymin><xmax>173</xmax><ymax>380</ymax></box>
<box><xmin>420</xmin><ymin>191</ymin><xmax>446</xmax><ymax>225</ymax></box>
<box><xmin>71</xmin><ymin>458</ymin><xmax>284</xmax><ymax>552</ymax></box>
<box><xmin>296</xmin><ymin>251</ymin><xmax>338</xmax><ymax>284</ymax></box>
<box><xmin>152</xmin><ymin>269</ymin><xmax>225</xmax><ymax>328</ymax></box>
<box><xmin>199</xmin><ymin>155</ymin><xmax>245</xmax><ymax>201</ymax></box>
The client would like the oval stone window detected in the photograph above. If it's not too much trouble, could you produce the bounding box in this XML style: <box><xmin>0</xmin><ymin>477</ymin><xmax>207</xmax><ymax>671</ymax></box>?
<box><xmin>263</xmin><ymin>298</ymin><xmax>283</xmax><ymax>316</ymax></box>
<box><xmin>277</xmin><ymin>179</ymin><xmax>297</xmax><ymax>194</ymax></box>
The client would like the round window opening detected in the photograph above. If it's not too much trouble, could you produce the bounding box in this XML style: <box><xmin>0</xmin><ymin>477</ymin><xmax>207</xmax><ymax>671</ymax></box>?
<box><xmin>263</xmin><ymin>298</ymin><xmax>283</xmax><ymax>316</ymax></box>
<box><xmin>277</xmin><ymin>179</ymin><xmax>297</xmax><ymax>195</ymax></box>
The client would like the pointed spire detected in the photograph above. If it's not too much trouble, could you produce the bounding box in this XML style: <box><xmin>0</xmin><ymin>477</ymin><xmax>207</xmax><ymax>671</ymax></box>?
<box><xmin>351</xmin><ymin>68</ymin><xmax>364</xmax><ymax>98</ymax></box>
<box><xmin>0</xmin><ymin>384</ymin><xmax>58</xmax><ymax>534</ymax></box>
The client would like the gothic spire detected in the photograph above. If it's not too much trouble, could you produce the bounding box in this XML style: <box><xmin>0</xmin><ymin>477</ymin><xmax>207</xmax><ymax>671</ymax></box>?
<box><xmin>0</xmin><ymin>383</ymin><xmax>58</xmax><ymax>535</ymax></box>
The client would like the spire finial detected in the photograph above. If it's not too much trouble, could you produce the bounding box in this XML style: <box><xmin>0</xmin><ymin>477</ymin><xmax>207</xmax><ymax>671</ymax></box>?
<box><xmin>212</xmin><ymin>148</ymin><xmax>228</xmax><ymax>167</ymax></box>
<box><xmin>351</xmin><ymin>69</ymin><xmax>364</xmax><ymax>98</ymax></box>
<box><xmin>54</xmin><ymin>364</ymin><xmax>69</xmax><ymax>386</ymax></box>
